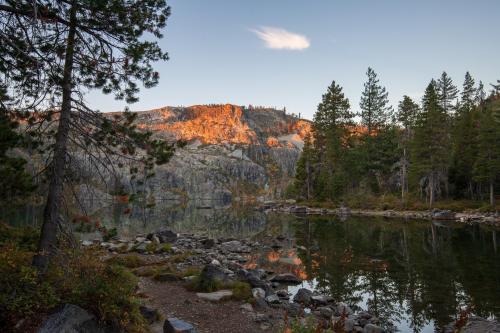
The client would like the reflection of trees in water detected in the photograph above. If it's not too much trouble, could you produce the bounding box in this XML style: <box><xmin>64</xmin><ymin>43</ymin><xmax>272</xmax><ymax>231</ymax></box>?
<box><xmin>93</xmin><ymin>201</ymin><xmax>269</xmax><ymax>238</ymax></box>
<box><xmin>292</xmin><ymin>217</ymin><xmax>500</xmax><ymax>331</ymax></box>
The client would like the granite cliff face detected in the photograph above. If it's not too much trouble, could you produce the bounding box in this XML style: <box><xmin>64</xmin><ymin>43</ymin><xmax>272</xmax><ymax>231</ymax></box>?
<box><xmin>105</xmin><ymin>104</ymin><xmax>311</xmax><ymax>204</ymax></box>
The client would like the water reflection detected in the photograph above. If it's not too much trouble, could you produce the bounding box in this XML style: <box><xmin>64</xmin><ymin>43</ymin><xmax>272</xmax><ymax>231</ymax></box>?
<box><xmin>4</xmin><ymin>203</ymin><xmax>499</xmax><ymax>332</ymax></box>
<box><xmin>253</xmin><ymin>215</ymin><xmax>500</xmax><ymax>332</ymax></box>
<box><xmin>90</xmin><ymin>200</ymin><xmax>269</xmax><ymax>239</ymax></box>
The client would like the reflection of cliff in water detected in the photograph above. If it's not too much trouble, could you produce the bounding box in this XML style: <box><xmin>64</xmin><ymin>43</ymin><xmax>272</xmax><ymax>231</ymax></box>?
<box><xmin>91</xmin><ymin>200</ymin><xmax>268</xmax><ymax>239</ymax></box>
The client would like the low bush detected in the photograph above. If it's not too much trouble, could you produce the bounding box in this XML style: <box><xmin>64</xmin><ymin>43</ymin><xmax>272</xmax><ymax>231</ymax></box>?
<box><xmin>0</xmin><ymin>230</ymin><xmax>149</xmax><ymax>333</ymax></box>
<box><xmin>105</xmin><ymin>254</ymin><xmax>147</xmax><ymax>269</ymax></box>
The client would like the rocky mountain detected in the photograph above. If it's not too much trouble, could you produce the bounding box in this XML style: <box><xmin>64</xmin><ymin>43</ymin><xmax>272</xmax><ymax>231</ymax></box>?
<box><xmin>88</xmin><ymin>104</ymin><xmax>311</xmax><ymax>208</ymax></box>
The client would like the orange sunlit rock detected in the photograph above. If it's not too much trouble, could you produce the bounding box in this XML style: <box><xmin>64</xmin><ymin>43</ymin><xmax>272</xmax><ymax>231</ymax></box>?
<box><xmin>267</xmin><ymin>251</ymin><xmax>280</xmax><ymax>263</ymax></box>
<box><xmin>137</xmin><ymin>104</ymin><xmax>259</xmax><ymax>144</ymax></box>
<box><xmin>266</xmin><ymin>137</ymin><xmax>280</xmax><ymax>147</ymax></box>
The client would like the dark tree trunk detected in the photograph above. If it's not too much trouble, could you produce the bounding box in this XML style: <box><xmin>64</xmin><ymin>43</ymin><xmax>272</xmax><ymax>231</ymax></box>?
<box><xmin>33</xmin><ymin>2</ymin><xmax>77</xmax><ymax>274</ymax></box>
<box><xmin>490</xmin><ymin>181</ymin><xmax>495</xmax><ymax>207</ymax></box>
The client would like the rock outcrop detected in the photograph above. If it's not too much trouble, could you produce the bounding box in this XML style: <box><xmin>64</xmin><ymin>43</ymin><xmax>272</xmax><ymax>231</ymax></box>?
<box><xmin>79</xmin><ymin>104</ymin><xmax>312</xmax><ymax>209</ymax></box>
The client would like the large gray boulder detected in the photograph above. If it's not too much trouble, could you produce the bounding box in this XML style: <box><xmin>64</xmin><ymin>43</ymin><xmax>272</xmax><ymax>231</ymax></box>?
<box><xmin>38</xmin><ymin>304</ymin><xmax>116</xmax><ymax>333</ymax></box>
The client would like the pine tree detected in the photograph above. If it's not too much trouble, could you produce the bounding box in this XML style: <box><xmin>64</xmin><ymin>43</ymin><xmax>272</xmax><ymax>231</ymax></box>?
<box><xmin>410</xmin><ymin>81</ymin><xmax>450</xmax><ymax>207</ymax></box>
<box><xmin>0</xmin><ymin>88</ymin><xmax>36</xmax><ymax>203</ymax></box>
<box><xmin>473</xmin><ymin>95</ymin><xmax>500</xmax><ymax>206</ymax></box>
<box><xmin>359</xmin><ymin>68</ymin><xmax>395</xmax><ymax>192</ymax></box>
<box><xmin>476</xmin><ymin>81</ymin><xmax>486</xmax><ymax>105</ymax></box>
<box><xmin>437</xmin><ymin>72</ymin><xmax>458</xmax><ymax>116</ymax></box>
<box><xmin>451</xmin><ymin>72</ymin><xmax>478</xmax><ymax>198</ymax></box>
<box><xmin>312</xmin><ymin>80</ymin><xmax>353</xmax><ymax>199</ymax></box>
<box><xmin>360</xmin><ymin>68</ymin><xmax>393</xmax><ymax>134</ymax></box>
<box><xmin>397</xmin><ymin>96</ymin><xmax>420</xmax><ymax>199</ymax></box>
<box><xmin>0</xmin><ymin>1</ymin><xmax>173</xmax><ymax>273</ymax></box>
<box><xmin>460</xmin><ymin>72</ymin><xmax>476</xmax><ymax>114</ymax></box>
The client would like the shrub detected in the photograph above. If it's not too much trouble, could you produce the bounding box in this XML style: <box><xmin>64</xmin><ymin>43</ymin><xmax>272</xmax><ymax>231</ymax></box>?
<box><xmin>228</xmin><ymin>281</ymin><xmax>252</xmax><ymax>301</ymax></box>
<box><xmin>105</xmin><ymin>254</ymin><xmax>147</xmax><ymax>269</ymax></box>
<box><xmin>0</xmin><ymin>243</ymin><xmax>59</xmax><ymax>327</ymax></box>
<box><xmin>0</xmin><ymin>223</ymin><xmax>39</xmax><ymax>251</ymax></box>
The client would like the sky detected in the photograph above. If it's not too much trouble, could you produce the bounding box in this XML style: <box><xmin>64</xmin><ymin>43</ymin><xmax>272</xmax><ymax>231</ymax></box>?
<box><xmin>88</xmin><ymin>0</ymin><xmax>500</xmax><ymax>120</ymax></box>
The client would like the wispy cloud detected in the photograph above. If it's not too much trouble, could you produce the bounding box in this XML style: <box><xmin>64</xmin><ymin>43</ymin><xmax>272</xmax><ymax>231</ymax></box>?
<box><xmin>251</xmin><ymin>26</ymin><xmax>310</xmax><ymax>50</ymax></box>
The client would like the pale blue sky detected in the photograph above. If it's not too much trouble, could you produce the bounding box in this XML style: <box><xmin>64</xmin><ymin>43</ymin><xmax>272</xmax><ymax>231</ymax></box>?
<box><xmin>88</xmin><ymin>0</ymin><xmax>500</xmax><ymax>120</ymax></box>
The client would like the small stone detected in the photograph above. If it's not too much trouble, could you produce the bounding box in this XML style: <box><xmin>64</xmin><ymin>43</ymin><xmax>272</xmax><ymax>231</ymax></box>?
<box><xmin>240</xmin><ymin>303</ymin><xmax>253</xmax><ymax>312</ymax></box>
<box><xmin>163</xmin><ymin>317</ymin><xmax>197</xmax><ymax>333</ymax></box>
<box><xmin>252</xmin><ymin>288</ymin><xmax>266</xmax><ymax>299</ymax></box>
<box><xmin>196</xmin><ymin>290</ymin><xmax>233</xmax><ymax>302</ymax></box>
<box><xmin>81</xmin><ymin>240</ymin><xmax>93</xmax><ymax>247</ymax></box>
<box><xmin>265</xmin><ymin>294</ymin><xmax>280</xmax><ymax>304</ymax></box>
<box><xmin>211</xmin><ymin>259</ymin><xmax>221</xmax><ymax>266</ymax></box>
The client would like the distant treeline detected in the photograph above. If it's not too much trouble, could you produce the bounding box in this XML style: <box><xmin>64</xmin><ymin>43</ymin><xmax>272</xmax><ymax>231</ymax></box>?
<box><xmin>293</xmin><ymin>68</ymin><xmax>500</xmax><ymax>208</ymax></box>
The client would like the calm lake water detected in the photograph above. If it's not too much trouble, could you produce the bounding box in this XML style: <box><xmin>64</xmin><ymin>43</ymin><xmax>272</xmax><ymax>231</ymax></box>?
<box><xmin>5</xmin><ymin>201</ymin><xmax>500</xmax><ymax>332</ymax></box>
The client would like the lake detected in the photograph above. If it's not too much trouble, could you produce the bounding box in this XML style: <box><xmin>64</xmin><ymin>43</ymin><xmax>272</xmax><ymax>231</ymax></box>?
<box><xmin>5</xmin><ymin>201</ymin><xmax>500</xmax><ymax>332</ymax></box>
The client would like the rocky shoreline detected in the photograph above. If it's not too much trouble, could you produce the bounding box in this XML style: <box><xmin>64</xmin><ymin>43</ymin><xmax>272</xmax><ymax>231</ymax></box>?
<box><xmin>259</xmin><ymin>202</ymin><xmax>500</xmax><ymax>225</ymax></box>
<box><xmin>81</xmin><ymin>230</ymin><xmax>393</xmax><ymax>333</ymax></box>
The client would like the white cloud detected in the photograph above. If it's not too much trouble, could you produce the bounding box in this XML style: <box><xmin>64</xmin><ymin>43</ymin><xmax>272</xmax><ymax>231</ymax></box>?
<box><xmin>251</xmin><ymin>26</ymin><xmax>310</xmax><ymax>50</ymax></box>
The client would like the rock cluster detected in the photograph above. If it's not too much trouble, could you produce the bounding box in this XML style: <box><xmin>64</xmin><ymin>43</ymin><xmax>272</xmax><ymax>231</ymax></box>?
<box><xmin>84</xmin><ymin>230</ymin><xmax>392</xmax><ymax>332</ymax></box>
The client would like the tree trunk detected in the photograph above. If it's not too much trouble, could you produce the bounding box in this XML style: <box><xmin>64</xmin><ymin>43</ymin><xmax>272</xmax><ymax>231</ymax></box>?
<box><xmin>429</xmin><ymin>174</ymin><xmax>435</xmax><ymax>209</ymax></box>
<box><xmin>490</xmin><ymin>181</ymin><xmax>495</xmax><ymax>207</ymax></box>
<box><xmin>401</xmin><ymin>147</ymin><xmax>407</xmax><ymax>200</ymax></box>
<box><xmin>32</xmin><ymin>2</ymin><xmax>77</xmax><ymax>274</ymax></box>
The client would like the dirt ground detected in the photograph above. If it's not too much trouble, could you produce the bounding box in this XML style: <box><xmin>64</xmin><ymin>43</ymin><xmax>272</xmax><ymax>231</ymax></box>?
<box><xmin>139</xmin><ymin>278</ymin><xmax>284</xmax><ymax>333</ymax></box>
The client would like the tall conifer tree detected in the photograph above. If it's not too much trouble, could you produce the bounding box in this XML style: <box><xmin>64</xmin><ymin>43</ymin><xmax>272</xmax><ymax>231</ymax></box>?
<box><xmin>397</xmin><ymin>96</ymin><xmax>419</xmax><ymax>198</ymax></box>
<box><xmin>410</xmin><ymin>81</ymin><xmax>449</xmax><ymax>207</ymax></box>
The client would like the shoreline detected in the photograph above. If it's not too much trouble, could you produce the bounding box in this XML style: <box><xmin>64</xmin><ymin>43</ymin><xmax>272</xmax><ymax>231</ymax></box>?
<box><xmin>260</xmin><ymin>202</ymin><xmax>500</xmax><ymax>225</ymax></box>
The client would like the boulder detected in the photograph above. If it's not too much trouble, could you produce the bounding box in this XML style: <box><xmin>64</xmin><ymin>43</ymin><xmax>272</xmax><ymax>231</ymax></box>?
<box><xmin>153</xmin><ymin>230</ymin><xmax>178</xmax><ymax>244</ymax></box>
<box><xmin>335</xmin><ymin>302</ymin><xmax>353</xmax><ymax>316</ymax></box>
<box><xmin>270</xmin><ymin>273</ymin><xmax>301</xmax><ymax>284</ymax></box>
<box><xmin>311</xmin><ymin>294</ymin><xmax>334</xmax><ymax>306</ymax></box>
<box><xmin>265</xmin><ymin>294</ymin><xmax>281</xmax><ymax>304</ymax></box>
<box><xmin>38</xmin><ymin>304</ymin><xmax>115</xmax><ymax>333</ymax></box>
<box><xmin>293</xmin><ymin>288</ymin><xmax>312</xmax><ymax>305</ymax></box>
<box><xmin>163</xmin><ymin>317</ymin><xmax>197</xmax><ymax>333</ymax></box>
<box><xmin>317</xmin><ymin>306</ymin><xmax>334</xmax><ymax>319</ymax></box>
<box><xmin>252</xmin><ymin>288</ymin><xmax>266</xmax><ymax>299</ymax></box>
<box><xmin>431</xmin><ymin>209</ymin><xmax>456</xmax><ymax>220</ymax></box>
<box><xmin>196</xmin><ymin>290</ymin><xmax>233</xmax><ymax>302</ymax></box>
<box><xmin>197</xmin><ymin>264</ymin><xmax>228</xmax><ymax>290</ymax></box>
<box><xmin>201</xmin><ymin>238</ymin><xmax>216</xmax><ymax>249</ymax></box>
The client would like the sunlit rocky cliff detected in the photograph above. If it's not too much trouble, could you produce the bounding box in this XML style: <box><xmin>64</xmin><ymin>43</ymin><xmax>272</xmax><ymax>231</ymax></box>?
<box><xmin>87</xmin><ymin>104</ymin><xmax>311</xmax><ymax>209</ymax></box>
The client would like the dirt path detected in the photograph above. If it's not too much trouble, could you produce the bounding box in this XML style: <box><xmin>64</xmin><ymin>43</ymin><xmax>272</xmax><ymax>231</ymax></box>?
<box><xmin>139</xmin><ymin>278</ymin><xmax>284</xmax><ymax>333</ymax></box>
